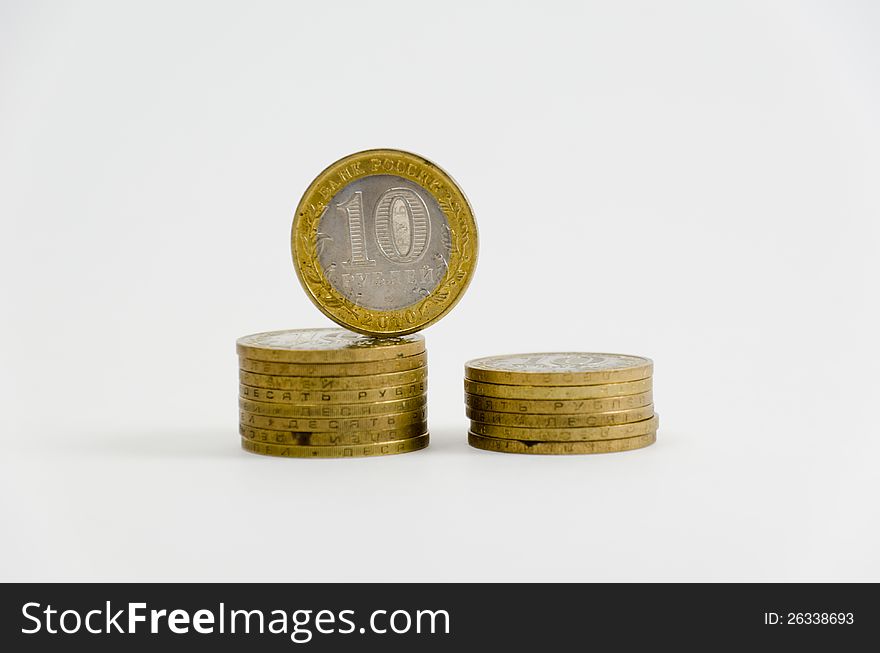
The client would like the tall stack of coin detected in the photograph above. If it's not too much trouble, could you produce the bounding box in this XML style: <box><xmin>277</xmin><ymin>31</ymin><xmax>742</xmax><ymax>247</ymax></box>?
<box><xmin>238</xmin><ymin>328</ymin><xmax>429</xmax><ymax>458</ymax></box>
<box><xmin>465</xmin><ymin>353</ymin><xmax>657</xmax><ymax>454</ymax></box>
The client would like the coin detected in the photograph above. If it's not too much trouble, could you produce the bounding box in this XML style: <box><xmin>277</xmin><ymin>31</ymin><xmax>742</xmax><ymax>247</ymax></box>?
<box><xmin>240</xmin><ymin>381</ymin><xmax>426</xmax><ymax>404</ymax></box>
<box><xmin>239</xmin><ymin>366</ymin><xmax>426</xmax><ymax>391</ymax></box>
<box><xmin>240</xmin><ymin>407</ymin><xmax>428</xmax><ymax>432</ymax></box>
<box><xmin>465</xmin><ymin>353</ymin><xmax>652</xmax><ymax>386</ymax></box>
<box><xmin>291</xmin><ymin>149</ymin><xmax>478</xmax><ymax>336</ymax></box>
<box><xmin>463</xmin><ymin>377</ymin><xmax>652</xmax><ymax>400</ymax></box>
<box><xmin>242</xmin><ymin>433</ymin><xmax>430</xmax><ymax>458</ymax></box>
<box><xmin>240</xmin><ymin>395</ymin><xmax>427</xmax><ymax>418</ymax></box>
<box><xmin>466</xmin><ymin>404</ymin><xmax>654</xmax><ymax>428</ymax></box>
<box><xmin>240</xmin><ymin>422</ymin><xmax>428</xmax><ymax>446</ymax></box>
<box><xmin>237</xmin><ymin>328</ymin><xmax>424</xmax><ymax>363</ymax></box>
<box><xmin>239</xmin><ymin>352</ymin><xmax>427</xmax><ymax>377</ymax></box>
<box><xmin>464</xmin><ymin>391</ymin><xmax>652</xmax><ymax>414</ymax></box>
<box><xmin>469</xmin><ymin>415</ymin><xmax>659</xmax><ymax>442</ymax></box>
<box><xmin>467</xmin><ymin>431</ymin><xmax>655</xmax><ymax>455</ymax></box>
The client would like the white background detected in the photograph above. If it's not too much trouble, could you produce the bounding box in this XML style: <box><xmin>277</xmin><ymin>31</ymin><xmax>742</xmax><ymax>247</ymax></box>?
<box><xmin>2</xmin><ymin>1</ymin><xmax>878</xmax><ymax>581</ymax></box>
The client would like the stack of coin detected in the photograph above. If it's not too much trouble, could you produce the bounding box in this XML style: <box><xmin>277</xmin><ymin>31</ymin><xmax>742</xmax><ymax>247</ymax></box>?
<box><xmin>464</xmin><ymin>353</ymin><xmax>657</xmax><ymax>454</ymax></box>
<box><xmin>238</xmin><ymin>328</ymin><xmax>429</xmax><ymax>458</ymax></box>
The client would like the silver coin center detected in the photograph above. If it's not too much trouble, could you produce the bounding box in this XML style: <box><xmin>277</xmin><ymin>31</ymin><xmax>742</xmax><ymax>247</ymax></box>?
<box><xmin>316</xmin><ymin>175</ymin><xmax>452</xmax><ymax>311</ymax></box>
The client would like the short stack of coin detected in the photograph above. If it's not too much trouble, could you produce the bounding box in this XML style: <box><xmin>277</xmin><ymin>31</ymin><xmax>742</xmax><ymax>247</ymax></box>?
<box><xmin>465</xmin><ymin>353</ymin><xmax>657</xmax><ymax>454</ymax></box>
<box><xmin>237</xmin><ymin>328</ymin><xmax>429</xmax><ymax>458</ymax></box>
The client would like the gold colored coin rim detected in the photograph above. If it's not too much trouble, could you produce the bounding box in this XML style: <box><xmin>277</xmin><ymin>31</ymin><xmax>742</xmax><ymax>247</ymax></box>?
<box><xmin>240</xmin><ymin>394</ymin><xmax>427</xmax><ymax>417</ymax></box>
<box><xmin>466</xmin><ymin>404</ymin><xmax>655</xmax><ymax>427</ymax></box>
<box><xmin>465</xmin><ymin>352</ymin><xmax>652</xmax><ymax>386</ymax></box>
<box><xmin>468</xmin><ymin>431</ymin><xmax>656</xmax><ymax>455</ymax></box>
<box><xmin>291</xmin><ymin>149</ymin><xmax>479</xmax><ymax>336</ymax></box>
<box><xmin>468</xmin><ymin>415</ymin><xmax>659</xmax><ymax>441</ymax></box>
<box><xmin>464</xmin><ymin>390</ymin><xmax>653</xmax><ymax>414</ymax></box>
<box><xmin>239</xmin><ymin>406</ymin><xmax>428</xmax><ymax>431</ymax></box>
<box><xmin>240</xmin><ymin>380</ymin><xmax>427</xmax><ymax>405</ymax></box>
<box><xmin>236</xmin><ymin>329</ymin><xmax>425</xmax><ymax>363</ymax></box>
<box><xmin>240</xmin><ymin>422</ymin><xmax>428</xmax><ymax>445</ymax></box>
<box><xmin>463</xmin><ymin>377</ymin><xmax>652</xmax><ymax>400</ymax></box>
<box><xmin>239</xmin><ymin>352</ymin><xmax>428</xmax><ymax>377</ymax></box>
<box><xmin>241</xmin><ymin>433</ymin><xmax>430</xmax><ymax>458</ymax></box>
<box><xmin>240</xmin><ymin>366</ymin><xmax>427</xmax><ymax>390</ymax></box>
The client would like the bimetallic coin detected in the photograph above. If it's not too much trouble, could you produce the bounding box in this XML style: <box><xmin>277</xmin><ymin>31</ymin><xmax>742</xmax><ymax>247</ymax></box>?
<box><xmin>239</xmin><ymin>352</ymin><xmax>427</xmax><ymax>377</ymax></box>
<box><xmin>466</xmin><ymin>404</ymin><xmax>654</xmax><ymax>428</ymax></box>
<box><xmin>468</xmin><ymin>431</ymin><xmax>656</xmax><ymax>455</ymax></box>
<box><xmin>240</xmin><ymin>422</ymin><xmax>427</xmax><ymax>446</ymax></box>
<box><xmin>240</xmin><ymin>366</ymin><xmax>426</xmax><ymax>391</ymax></box>
<box><xmin>240</xmin><ymin>407</ymin><xmax>427</xmax><ymax>432</ymax></box>
<box><xmin>465</xmin><ymin>353</ymin><xmax>652</xmax><ymax>386</ymax></box>
<box><xmin>463</xmin><ymin>377</ymin><xmax>652</xmax><ymax>400</ymax></box>
<box><xmin>240</xmin><ymin>395</ymin><xmax>427</xmax><ymax>418</ymax></box>
<box><xmin>292</xmin><ymin>149</ymin><xmax>478</xmax><ymax>336</ymax></box>
<box><xmin>240</xmin><ymin>381</ymin><xmax>426</xmax><ymax>404</ymax></box>
<box><xmin>464</xmin><ymin>391</ymin><xmax>653</xmax><ymax>414</ymax></box>
<box><xmin>237</xmin><ymin>328</ymin><xmax>424</xmax><ymax>363</ymax></box>
<box><xmin>469</xmin><ymin>415</ymin><xmax>659</xmax><ymax>442</ymax></box>
<box><xmin>242</xmin><ymin>434</ymin><xmax>430</xmax><ymax>458</ymax></box>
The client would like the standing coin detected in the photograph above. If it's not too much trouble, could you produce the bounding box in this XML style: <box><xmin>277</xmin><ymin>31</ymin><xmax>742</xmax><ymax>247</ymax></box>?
<box><xmin>292</xmin><ymin>149</ymin><xmax>478</xmax><ymax>336</ymax></box>
<box><xmin>466</xmin><ymin>404</ymin><xmax>654</xmax><ymax>428</ymax></box>
<box><xmin>467</xmin><ymin>431</ymin><xmax>655</xmax><ymax>455</ymax></box>
<box><xmin>469</xmin><ymin>415</ymin><xmax>659</xmax><ymax>442</ymax></box>
<box><xmin>240</xmin><ymin>422</ymin><xmax>427</xmax><ymax>446</ymax></box>
<box><xmin>464</xmin><ymin>391</ymin><xmax>653</xmax><ymax>414</ymax></box>
<box><xmin>237</xmin><ymin>328</ymin><xmax>424</xmax><ymax>363</ymax></box>
<box><xmin>465</xmin><ymin>353</ymin><xmax>652</xmax><ymax>386</ymax></box>
<box><xmin>240</xmin><ymin>395</ymin><xmax>427</xmax><ymax>418</ymax></box>
<box><xmin>239</xmin><ymin>407</ymin><xmax>428</xmax><ymax>432</ymax></box>
<box><xmin>240</xmin><ymin>381</ymin><xmax>426</xmax><ymax>404</ymax></box>
<box><xmin>239</xmin><ymin>367</ymin><xmax>426</xmax><ymax>391</ymax></box>
<box><xmin>463</xmin><ymin>377</ymin><xmax>651</xmax><ymax>400</ymax></box>
<box><xmin>242</xmin><ymin>434</ymin><xmax>430</xmax><ymax>458</ymax></box>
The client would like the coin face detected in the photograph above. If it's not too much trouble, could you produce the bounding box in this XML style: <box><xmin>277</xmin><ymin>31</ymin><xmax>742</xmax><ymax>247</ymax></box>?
<box><xmin>292</xmin><ymin>149</ymin><xmax>478</xmax><ymax>336</ymax></box>
<box><xmin>236</xmin><ymin>328</ymin><xmax>424</xmax><ymax>363</ymax></box>
<box><xmin>465</xmin><ymin>352</ymin><xmax>652</xmax><ymax>386</ymax></box>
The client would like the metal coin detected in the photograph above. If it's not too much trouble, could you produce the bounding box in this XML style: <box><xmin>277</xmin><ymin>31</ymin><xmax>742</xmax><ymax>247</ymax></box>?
<box><xmin>239</xmin><ymin>407</ymin><xmax>428</xmax><ymax>432</ymax></box>
<box><xmin>464</xmin><ymin>391</ymin><xmax>652</xmax><ymax>414</ymax></box>
<box><xmin>240</xmin><ymin>422</ymin><xmax>428</xmax><ymax>446</ymax></box>
<box><xmin>466</xmin><ymin>404</ymin><xmax>655</xmax><ymax>428</ymax></box>
<box><xmin>239</xmin><ymin>352</ymin><xmax>427</xmax><ymax>377</ymax></box>
<box><xmin>236</xmin><ymin>328</ymin><xmax>424</xmax><ymax>363</ymax></box>
<box><xmin>463</xmin><ymin>377</ymin><xmax>651</xmax><ymax>400</ymax></box>
<box><xmin>240</xmin><ymin>366</ymin><xmax>426</xmax><ymax>391</ymax></box>
<box><xmin>242</xmin><ymin>433</ymin><xmax>430</xmax><ymax>458</ymax></box>
<box><xmin>292</xmin><ymin>149</ymin><xmax>478</xmax><ymax>336</ymax></box>
<box><xmin>465</xmin><ymin>353</ymin><xmax>652</xmax><ymax>386</ymax></box>
<box><xmin>468</xmin><ymin>431</ymin><xmax>656</xmax><ymax>455</ymax></box>
<box><xmin>240</xmin><ymin>395</ymin><xmax>427</xmax><ymax>418</ymax></box>
<box><xmin>469</xmin><ymin>415</ymin><xmax>659</xmax><ymax>442</ymax></box>
<box><xmin>240</xmin><ymin>381</ymin><xmax>426</xmax><ymax>404</ymax></box>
